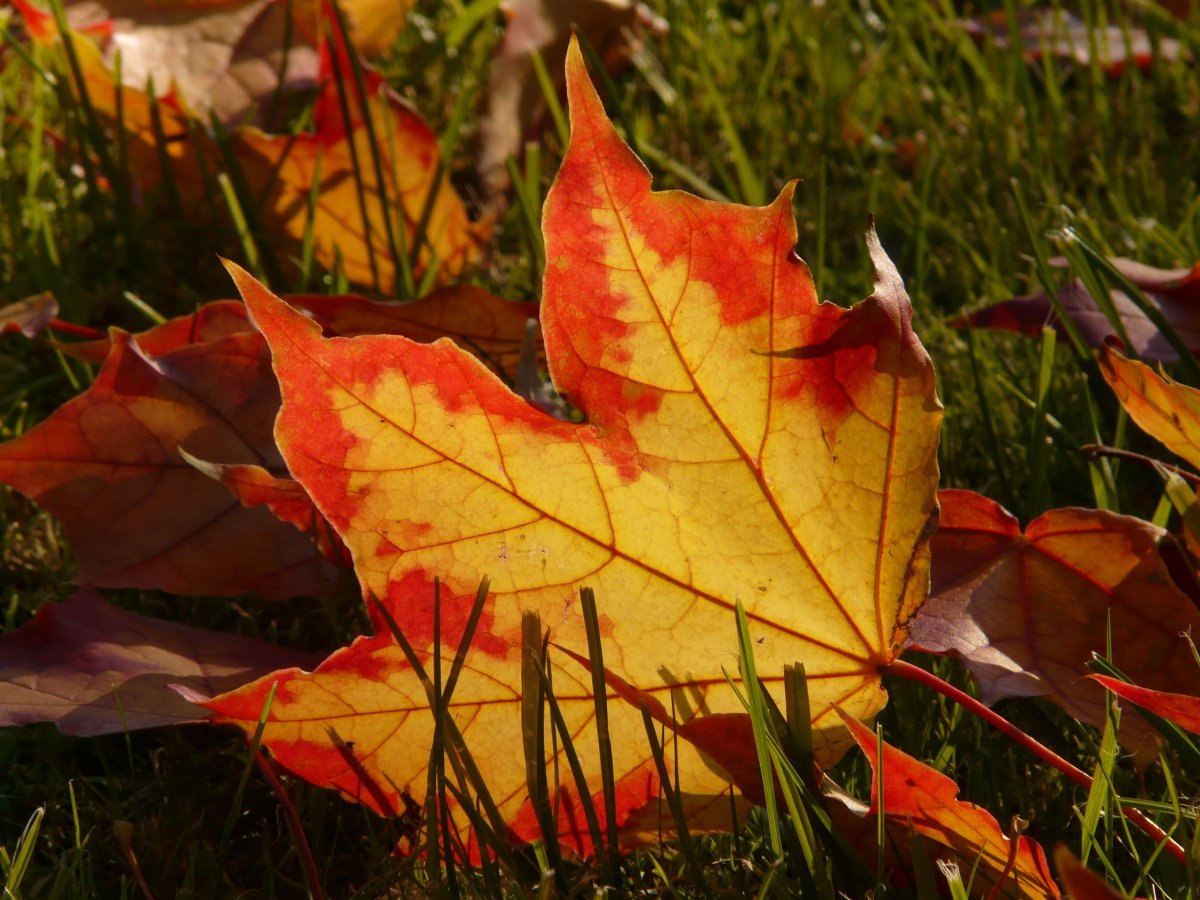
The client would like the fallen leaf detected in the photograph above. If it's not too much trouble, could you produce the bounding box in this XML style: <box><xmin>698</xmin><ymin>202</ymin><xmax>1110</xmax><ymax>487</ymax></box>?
<box><xmin>286</xmin><ymin>287</ymin><xmax>538</xmax><ymax>376</ymax></box>
<box><xmin>1090</xmin><ymin>675</ymin><xmax>1200</xmax><ymax>734</ymax></box>
<box><xmin>476</xmin><ymin>0</ymin><xmax>667</xmax><ymax>209</ymax></box>
<box><xmin>960</xmin><ymin>10</ymin><xmax>1182</xmax><ymax>75</ymax></box>
<box><xmin>234</xmin><ymin>48</ymin><xmax>488</xmax><ymax>290</ymax></box>
<box><xmin>181</xmin><ymin>450</ymin><xmax>350</xmax><ymax>565</ymax></box>
<box><xmin>0</xmin><ymin>329</ymin><xmax>335</xmax><ymax>597</ymax></box>
<box><xmin>205</xmin><ymin>608</ymin><xmax>744</xmax><ymax>856</ymax></box>
<box><xmin>58</xmin><ymin>300</ymin><xmax>253</xmax><ymax>362</ymax></box>
<box><xmin>1099</xmin><ymin>343</ymin><xmax>1200</xmax><ymax>469</ymax></box>
<box><xmin>204</xmin><ymin>37</ymin><xmax>941</xmax><ymax>847</ymax></box>
<box><xmin>958</xmin><ymin>258</ymin><xmax>1200</xmax><ymax>363</ymax></box>
<box><xmin>0</xmin><ymin>589</ymin><xmax>323</xmax><ymax>735</ymax></box>
<box><xmin>839</xmin><ymin>711</ymin><xmax>1061</xmax><ymax>899</ymax></box>
<box><xmin>0</xmin><ymin>292</ymin><xmax>58</xmax><ymax>338</ymax></box>
<box><xmin>909</xmin><ymin>489</ymin><xmax>1200</xmax><ymax>758</ymax></box>
<box><xmin>1054</xmin><ymin>846</ymin><xmax>1140</xmax><ymax>900</ymax></box>
<box><xmin>15</xmin><ymin>0</ymin><xmax>413</xmax><ymax>127</ymax></box>
<box><xmin>59</xmin><ymin>289</ymin><xmax>535</xmax><ymax>376</ymax></box>
<box><xmin>17</xmin><ymin>8</ymin><xmax>484</xmax><ymax>289</ymax></box>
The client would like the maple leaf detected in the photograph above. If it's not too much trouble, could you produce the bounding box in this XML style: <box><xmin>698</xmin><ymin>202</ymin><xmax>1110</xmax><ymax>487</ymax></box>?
<box><xmin>0</xmin><ymin>589</ymin><xmax>323</xmax><ymax>735</ymax></box>
<box><xmin>1099</xmin><ymin>343</ymin><xmax>1200</xmax><ymax>469</ymax></box>
<box><xmin>203</xmin><ymin>38</ymin><xmax>941</xmax><ymax>847</ymax></box>
<box><xmin>959</xmin><ymin>257</ymin><xmax>1200</xmax><ymax>364</ymax></box>
<box><xmin>836</xmin><ymin>712</ymin><xmax>1061</xmax><ymax>899</ymax></box>
<box><xmin>0</xmin><ymin>329</ymin><xmax>335</xmax><ymax>597</ymax></box>
<box><xmin>909</xmin><ymin>489</ymin><xmax>1200</xmax><ymax>759</ymax></box>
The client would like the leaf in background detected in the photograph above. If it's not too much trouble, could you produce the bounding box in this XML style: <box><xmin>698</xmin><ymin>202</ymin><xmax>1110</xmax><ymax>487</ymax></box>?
<box><xmin>838</xmin><ymin>712</ymin><xmax>1061</xmax><ymax>899</ymax></box>
<box><xmin>1100</xmin><ymin>343</ymin><xmax>1200</xmax><ymax>469</ymax></box>
<box><xmin>476</xmin><ymin>0</ymin><xmax>667</xmax><ymax>209</ymax></box>
<box><xmin>181</xmin><ymin>451</ymin><xmax>350</xmax><ymax>565</ymax></box>
<box><xmin>960</xmin><ymin>10</ymin><xmax>1181</xmax><ymax>75</ymax></box>
<box><xmin>58</xmin><ymin>300</ymin><xmax>253</xmax><ymax>362</ymax></box>
<box><xmin>0</xmin><ymin>330</ymin><xmax>335</xmax><ymax>597</ymax></box>
<box><xmin>17</xmin><ymin>7</ymin><xmax>483</xmax><ymax>288</ymax></box>
<box><xmin>233</xmin><ymin>64</ymin><xmax>487</xmax><ymax>290</ymax></box>
<box><xmin>910</xmin><ymin>489</ymin><xmax>1200</xmax><ymax>759</ymax></box>
<box><xmin>958</xmin><ymin>258</ymin><xmax>1200</xmax><ymax>364</ymax></box>
<box><xmin>0</xmin><ymin>292</ymin><xmax>58</xmax><ymax>338</ymax></box>
<box><xmin>58</xmin><ymin>289</ymin><xmax>534</xmax><ymax>376</ymax></box>
<box><xmin>14</xmin><ymin>0</ymin><xmax>413</xmax><ymax>127</ymax></box>
<box><xmin>287</xmin><ymin>287</ymin><xmax>538</xmax><ymax>376</ymax></box>
<box><xmin>205</xmin><ymin>38</ymin><xmax>941</xmax><ymax>845</ymax></box>
<box><xmin>0</xmin><ymin>589</ymin><xmax>323</xmax><ymax>735</ymax></box>
<box><xmin>1090</xmin><ymin>675</ymin><xmax>1200</xmax><ymax>735</ymax></box>
<box><xmin>1053</xmin><ymin>846</ymin><xmax>1140</xmax><ymax>900</ymax></box>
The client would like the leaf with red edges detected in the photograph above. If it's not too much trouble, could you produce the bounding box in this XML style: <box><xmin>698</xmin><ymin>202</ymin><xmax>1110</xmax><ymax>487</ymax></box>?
<box><xmin>204</xmin><ymin>38</ymin><xmax>941</xmax><ymax>849</ymax></box>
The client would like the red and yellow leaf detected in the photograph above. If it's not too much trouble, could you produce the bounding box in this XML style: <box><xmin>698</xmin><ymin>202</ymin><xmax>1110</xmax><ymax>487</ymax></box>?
<box><xmin>910</xmin><ymin>489</ymin><xmax>1200</xmax><ymax>758</ymax></box>
<box><xmin>1100</xmin><ymin>344</ymin><xmax>1200</xmax><ymax>470</ymax></box>
<box><xmin>0</xmin><ymin>589</ymin><xmax>322</xmax><ymax>735</ymax></box>
<box><xmin>0</xmin><ymin>330</ymin><xmax>334</xmax><ymax>597</ymax></box>
<box><xmin>205</xmin><ymin>38</ymin><xmax>941</xmax><ymax>845</ymax></box>
<box><xmin>840</xmin><ymin>712</ymin><xmax>1061</xmax><ymax>899</ymax></box>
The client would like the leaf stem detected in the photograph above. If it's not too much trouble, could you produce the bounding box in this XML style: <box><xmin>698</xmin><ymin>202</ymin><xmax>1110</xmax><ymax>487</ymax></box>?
<box><xmin>1082</xmin><ymin>444</ymin><xmax>1200</xmax><ymax>487</ymax></box>
<box><xmin>885</xmin><ymin>658</ymin><xmax>1186</xmax><ymax>864</ymax></box>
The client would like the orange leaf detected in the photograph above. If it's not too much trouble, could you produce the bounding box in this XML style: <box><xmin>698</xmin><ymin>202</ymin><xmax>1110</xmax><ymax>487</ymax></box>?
<box><xmin>840</xmin><ymin>711</ymin><xmax>1061</xmax><ymax>899</ymax></box>
<box><xmin>911</xmin><ymin>489</ymin><xmax>1200</xmax><ymax>759</ymax></box>
<box><xmin>233</xmin><ymin>74</ymin><xmax>488</xmax><ymax>290</ymax></box>
<box><xmin>1090</xmin><ymin>675</ymin><xmax>1200</xmax><ymax>735</ymax></box>
<box><xmin>1099</xmin><ymin>344</ymin><xmax>1200</xmax><ymax>471</ymax></box>
<box><xmin>0</xmin><ymin>330</ymin><xmax>335</xmax><ymax>597</ymax></box>
<box><xmin>58</xmin><ymin>301</ymin><xmax>253</xmax><ymax>363</ymax></box>
<box><xmin>205</xmin><ymin>38</ymin><xmax>941</xmax><ymax>846</ymax></box>
<box><xmin>0</xmin><ymin>589</ymin><xmax>322</xmax><ymax>735</ymax></box>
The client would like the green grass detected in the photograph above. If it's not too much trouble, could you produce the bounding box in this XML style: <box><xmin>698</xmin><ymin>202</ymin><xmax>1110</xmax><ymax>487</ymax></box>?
<box><xmin>3</xmin><ymin>0</ymin><xmax>1200</xmax><ymax>895</ymax></box>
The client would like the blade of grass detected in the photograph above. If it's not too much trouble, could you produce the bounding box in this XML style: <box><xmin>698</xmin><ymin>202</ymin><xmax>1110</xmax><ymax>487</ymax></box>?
<box><xmin>579</xmin><ymin>587</ymin><xmax>622</xmax><ymax>885</ymax></box>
